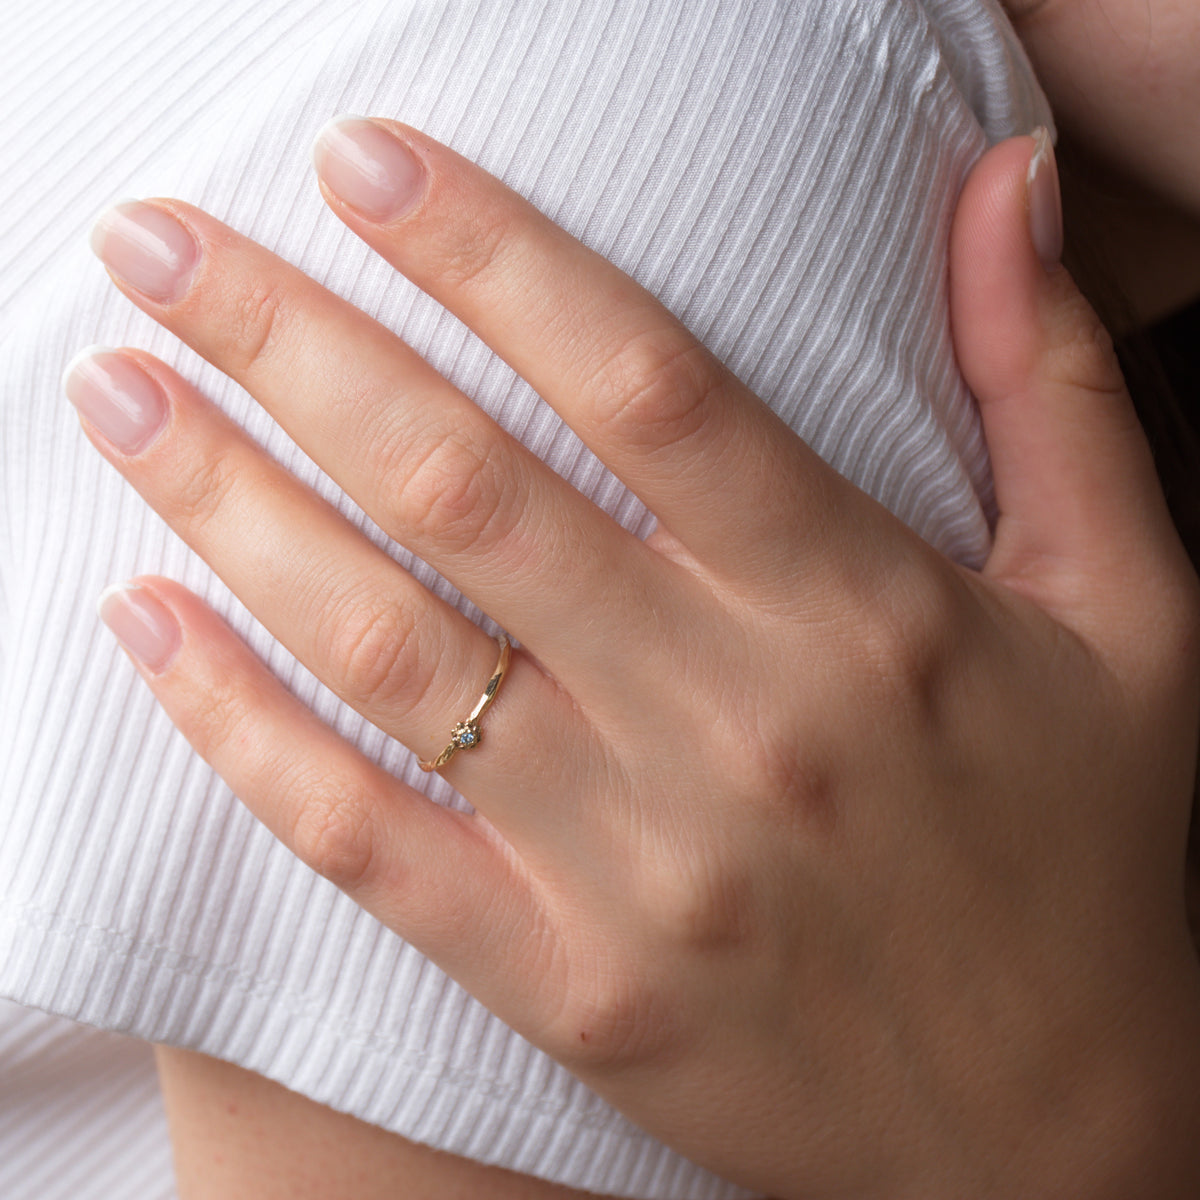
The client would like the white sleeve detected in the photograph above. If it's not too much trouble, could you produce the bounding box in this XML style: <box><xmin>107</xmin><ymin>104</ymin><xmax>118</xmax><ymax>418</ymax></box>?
<box><xmin>0</xmin><ymin>1</ymin><xmax>1050</xmax><ymax>1196</ymax></box>
<box><xmin>0</xmin><ymin>999</ymin><xmax>174</xmax><ymax>1200</ymax></box>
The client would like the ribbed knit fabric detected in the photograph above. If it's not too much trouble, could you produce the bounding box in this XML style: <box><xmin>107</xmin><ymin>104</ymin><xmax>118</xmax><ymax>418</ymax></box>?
<box><xmin>0</xmin><ymin>1000</ymin><xmax>175</xmax><ymax>1200</ymax></box>
<box><xmin>0</xmin><ymin>1</ymin><xmax>1050</xmax><ymax>1196</ymax></box>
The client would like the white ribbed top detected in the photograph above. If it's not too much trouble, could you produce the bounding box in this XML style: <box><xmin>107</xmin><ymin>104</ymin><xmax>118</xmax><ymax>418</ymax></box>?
<box><xmin>0</xmin><ymin>1</ymin><xmax>1050</xmax><ymax>1196</ymax></box>
<box><xmin>0</xmin><ymin>999</ymin><xmax>174</xmax><ymax>1200</ymax></box>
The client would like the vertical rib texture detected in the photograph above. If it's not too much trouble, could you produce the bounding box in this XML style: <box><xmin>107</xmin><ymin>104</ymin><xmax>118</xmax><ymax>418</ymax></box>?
<box><xmin>0</xmin><ymin>1</ymin><xmax>1050</xmax><ymax>1196</ymax></box>
<box><xmin>0</xmin><ymin>1000</ymin><xmax>175</xmax><ymax>1200</ymax></box>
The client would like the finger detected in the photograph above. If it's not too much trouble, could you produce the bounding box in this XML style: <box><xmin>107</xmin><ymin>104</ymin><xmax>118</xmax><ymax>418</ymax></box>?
<box><xmin>96</xmin><ymin>575</ymin><xmax>541</xmax><ymax>992</ymax></box>
<box><xmin>86</xmin><ymin>198</ymin><xmax>672</xmax><ymax>693</ymax></box>
<box><xmin>311</xmin><ymin>117</ymin><xmax>861</xmax><ymax>585</ymax></box>
<box><xmin>949</xmin><ymin>131</ymin><xmax>1185</xmax><ymax>600</ymax></box>
<box><xmin>65</xmin><ymin>347</ymin><xmax>593</xmax><ymax>819</ymax></box>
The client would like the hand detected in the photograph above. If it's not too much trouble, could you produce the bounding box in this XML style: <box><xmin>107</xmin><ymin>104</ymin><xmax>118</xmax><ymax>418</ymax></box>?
<box><xmin>68</xmin><ymin>121</ymin><xmax>1200</xmax><ymax>1199</ymax></box>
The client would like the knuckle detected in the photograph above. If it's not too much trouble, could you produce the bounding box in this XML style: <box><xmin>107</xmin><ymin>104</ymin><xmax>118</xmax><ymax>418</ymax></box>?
<box><xmin>167</xmin><ymin>448</ymin><xmax>242</xmax><ymax>534</ymax></box>
<box><xmin>224</xmin><ymin>279</ymin><xmax>290</xmax><ymax>377</ymax></box>
<box><xmin>390</xmin><ymin>429</ymin><xmax>513</xmax><ymax>555</ymax></box>
<box><xmin>551</xmin><ymin>966</ymin><xmax>674</xmax><ymax>1074</ymax></box>
<box><xmin>289</xmin><ymin>779</ymin><xmax>378</xmax><ymax>892</ymax></box>
<box><xmin>742</xmin><ymin>733</ymin><xmax>839</xmax><ymax>838</ymax></box>
<box><xmin>431</xmin><ymin>207</ymin><xmax>514</xmax><ymax>292</ymax></box>
<box><xmin>641</xmin><ymin>855</ymin><xmax>751</xmax><ymax>953</ymax></box>
<box><xmin>1043</xmin><ymin>295</ymin><xmax>1128</xmax><ymax>403</ymax></box>
<box><xmin>587</xmin><ymin>328</ymin><xmax>725</xmax><ymax>454</ymax></box>
<box><xmin>319</xmin><ymin>595</ymin><xmax>426</xmax><ymax>716</ymax></box>
<box><xmin>851</xmin><ymin>566</ymin><xmax>962</xmax><ymax>710</ymax></box>
<box><xmin>185</xmin><ymin>670</ymin><xmax>263</xmax><ymax>764</ymax></box>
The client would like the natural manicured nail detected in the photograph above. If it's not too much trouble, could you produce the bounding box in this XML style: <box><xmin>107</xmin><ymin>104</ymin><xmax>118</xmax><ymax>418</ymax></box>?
<box><xmin>63</xmin><ymin>348</ymin><xmax>168</xmax><ymax>455</ymax></box>
<box><xmin>1027</xmin><ymin>127</ymin><xmax>1063</xmax><ymax>272</ymax></box>
<box><xmin>90</xmin><ymin>200</ymin><xmax>200</xmax><ymax>303</ymax></box>
<box><xmin>99</xmin><ymin>583</ymin><xmax>182</xmax><ymax>673</ymax></box>
<box><xmin>312</xmin><ymin>116</ymin><xmax>426</xmax><ymax>222</ymax></box>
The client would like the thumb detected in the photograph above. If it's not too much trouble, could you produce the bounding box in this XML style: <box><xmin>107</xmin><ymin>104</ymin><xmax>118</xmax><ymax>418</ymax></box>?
<box><xmin>949</xmin><ymin>130</ymin><xmax>1177</xmax><ymax>605</ymax></box>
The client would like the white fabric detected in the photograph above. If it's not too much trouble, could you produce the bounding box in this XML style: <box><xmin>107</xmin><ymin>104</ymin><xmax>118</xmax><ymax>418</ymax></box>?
<box><xmin>0</xmin><ymin>0</ymin><xmax>1050</xmax><ymax>1196</ymax></box>
<box><xmin>0</xmin><ymin>999</ymin><xmax>175</xmax><ymax>1200</ymax></box>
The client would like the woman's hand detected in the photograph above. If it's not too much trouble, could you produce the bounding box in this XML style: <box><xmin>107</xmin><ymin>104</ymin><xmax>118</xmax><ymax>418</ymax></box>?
<box><xmin>68</xmin><ymin>122</ymin><xmax>1200</xmax><ymax>1199</ymax></box>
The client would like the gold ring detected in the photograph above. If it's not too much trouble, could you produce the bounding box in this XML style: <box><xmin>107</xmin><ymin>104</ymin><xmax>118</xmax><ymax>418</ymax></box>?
<box><xmin>418</xmin><ymin>634</ymin><xmax>511</xmax><ymax>772</ymax></box>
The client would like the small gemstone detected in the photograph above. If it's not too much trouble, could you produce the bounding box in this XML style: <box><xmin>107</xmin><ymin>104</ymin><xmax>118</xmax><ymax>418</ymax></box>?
<box><xmin>454</xmin><ymin>723</ymin><xmax>479</xmax><ymax>748</ymax></box>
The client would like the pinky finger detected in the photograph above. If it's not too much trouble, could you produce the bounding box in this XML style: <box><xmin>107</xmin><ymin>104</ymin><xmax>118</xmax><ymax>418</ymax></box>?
<box><xmin>98</xmin><ymin>575</ymin><xmax>538</xmax><ymax>986</ymax></box>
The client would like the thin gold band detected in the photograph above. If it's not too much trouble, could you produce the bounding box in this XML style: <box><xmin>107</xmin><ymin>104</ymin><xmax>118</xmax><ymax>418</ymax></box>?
<box><xmin>418</xmin><ymin>634</ymin><xmax>511</xmax><ymax>772</ymax></box>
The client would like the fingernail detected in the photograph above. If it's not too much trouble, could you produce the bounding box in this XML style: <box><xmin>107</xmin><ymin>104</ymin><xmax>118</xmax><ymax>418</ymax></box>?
<box><xmin>90</xmin><ymin>200</ymin><xmax>200</xmax><ymax>304</ymax></box>
<box><xmin>312</xmin><ymin>116</ymin><xmax>426</xmax><ymax>222</ymax></box>
<box><xmin>63</xmin><ymin>348</ymin><xmax>168</xmax><ymax>455</ymax></box>
<box><xmin>1027</xmin><ymin>127</ymin><xmax>1063</xmax><ymax>272</ymax></box>
<box><xmin>99</xmin><ymin>583</ymin><xmax>182</xmax><ymax>673</ymax></box>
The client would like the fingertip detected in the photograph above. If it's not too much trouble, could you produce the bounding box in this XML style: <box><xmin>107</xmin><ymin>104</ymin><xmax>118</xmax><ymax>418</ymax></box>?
<box><xmin>61</xmin><ymin>344</ymin><xmax>117</xmax><ymax>396</ymax></box>
<box><xmin>311</xmin><ymin>115</ymin><xmax>428</xmax><ymax>224</ymax></box>
<box><xmin>98</xmin><ymin>579</ymin><xmax>183</xmax><ymax>674</ymax></box>
<box><xmin>949</xmin><ymin>134</ymin><xmax>1048</xmax><ymax>398</ymax></box>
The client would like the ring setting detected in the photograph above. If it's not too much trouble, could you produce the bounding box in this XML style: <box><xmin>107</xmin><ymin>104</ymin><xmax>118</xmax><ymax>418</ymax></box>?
<box><xmin>418</xmin><ymin>634</ymin><xmax>511</xmax><ymax>772</ymax></box>
<box><xmin>450</xmin><ymin>720</ymin><xmax>481</xmax><ymax>750</ymax></box>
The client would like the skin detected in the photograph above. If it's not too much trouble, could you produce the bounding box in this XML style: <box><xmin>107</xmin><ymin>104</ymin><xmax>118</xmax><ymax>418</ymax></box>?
<box><xmin>1003</xmin><ymin>0</ymin><xmax>1200</xmax><ymax>327</ymax></box>
<box><xmin>73</xmin><ymin>125</ymin><xmax>1200</xmax><ymax>1198</ymax></box>
<box><xmin>1004</xmin><ymin>0</ymin><xmax>1200</xmax><ymax>945</ymax></box>
<box><xmin>126</xmin><ymin>7</ymin><xmax>1200</xmax><ymax>1189</ymax></box>
<box><xmin>154</xmin><ymin>1046</ymin><xmax>608</xmax><ymax>1200</ymax></box>
<box><xmin>1002</xmin><ymin>0</ymin><xmax>1200</xmax><ymax>217</ymax></box>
